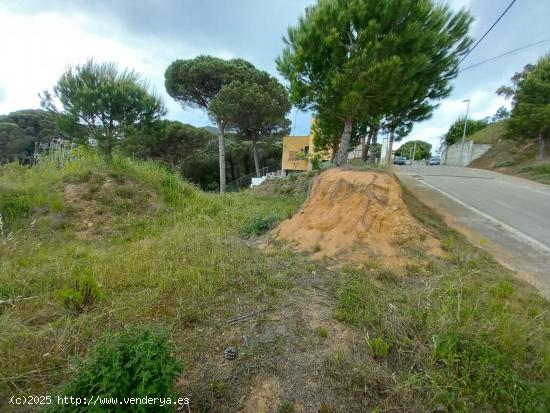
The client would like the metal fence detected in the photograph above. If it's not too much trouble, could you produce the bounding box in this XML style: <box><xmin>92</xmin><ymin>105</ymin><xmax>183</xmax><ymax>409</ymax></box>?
<box><xmin>226</xmin><ymin>164</ymin><xmax>281</xmax><ymax>192</ymax></box>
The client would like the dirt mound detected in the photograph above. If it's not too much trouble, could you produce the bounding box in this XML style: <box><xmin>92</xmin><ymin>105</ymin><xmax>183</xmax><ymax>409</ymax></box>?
<box><xmin>276</xmin><ymin>168</ymin><xmax>441</xmax><ymax>269</ymax></box>
<box><xmin>63</xmin><ymin>172</ymin><xmax>159</xmax><ymax>239</ymax></box>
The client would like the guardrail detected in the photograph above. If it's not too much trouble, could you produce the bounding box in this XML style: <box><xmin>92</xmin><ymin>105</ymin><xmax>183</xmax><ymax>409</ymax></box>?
<box><xmin>225</xmin><ymin>164</ymin><xmax>281</xmax><ymax>192</ymax></box>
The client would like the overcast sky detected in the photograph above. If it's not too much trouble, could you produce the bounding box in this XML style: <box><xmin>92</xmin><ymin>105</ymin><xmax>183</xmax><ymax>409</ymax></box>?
<box><xmin>1</xmin><ymin>0</ymin><xmax>549</xmax><ymax>152</ymax></box>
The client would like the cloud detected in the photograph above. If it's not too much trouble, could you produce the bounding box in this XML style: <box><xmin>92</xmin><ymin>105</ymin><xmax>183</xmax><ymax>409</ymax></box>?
<box><xmin>1</xmin><ymin>0</ymin><xmax>549</xmax><ymax>138</ymax></box>
<box><xmin>0</xmin><ymin>6</ymin><xmax>232</xmax><ymax>125</ymax></box>
<box><xmin>0</xmin><ymin>1</ymin><xmax>314</xmax><ymax>127</ymax></box>
<box><xmin>397</xmin><ymin>90</ymin><xmax>510</xmax><ymax>152</ymax></box>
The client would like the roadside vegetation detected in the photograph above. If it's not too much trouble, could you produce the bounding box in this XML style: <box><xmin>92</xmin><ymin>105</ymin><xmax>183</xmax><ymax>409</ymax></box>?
<box><xmin>333</xmin><ymin>185</ymin><xmax>550</xmax><ymax>411</ymax></box>
<box><xmin>468</xmin><ymin>121</ymin><xmax>550</xmax><ymax>184</ymax></box>
<box><xmin>0</xmin><ymin>153</ymin><xmax>304</xmax><ymax>409</ymax></box>
<box><xmin>1</xmin><ymin>155</ymin><xmax>549</xmax><ymax>411</ymax></box>
<box><xmin>448</xmin><ymin>54</ymin><xmax>550</xmax><ymax>183</ymax></box>
<box><xmin>1</xmin><ymin>1</ymin><xmax>550</xmax><ymax>411</ymax></box>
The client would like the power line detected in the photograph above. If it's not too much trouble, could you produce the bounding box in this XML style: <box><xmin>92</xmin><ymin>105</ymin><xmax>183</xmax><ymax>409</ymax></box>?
<box><xmin>459</xmin><ymin>0</ymin><xmax>519</xmax><ymax>65</ymax></box>
<box><xmin>460</xmin><ymin>37</ymin><xmax>550</xmax><ymax>72</ymax></box>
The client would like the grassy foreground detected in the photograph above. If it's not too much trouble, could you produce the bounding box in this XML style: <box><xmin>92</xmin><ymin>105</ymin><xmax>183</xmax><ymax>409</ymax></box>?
<box><xmin>1</xmin><ymin>155</ymin><xmax>549</xmax><ymax>412</ymax></box>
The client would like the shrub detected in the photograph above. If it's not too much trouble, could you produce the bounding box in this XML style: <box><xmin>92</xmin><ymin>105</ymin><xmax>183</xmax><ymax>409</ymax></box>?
<box><xmin>57</xmin><ymin>271</ymin><xmax>102</xmax><ymax>314</ymax></box>
<box><xmin>494</xmin><ymin>159</ymin><xmax>516</xmax><ymax>168</ymax></box>
<box><xmin>276</xmin><ymin>401</ymin><xmax>295</xmax><ymax>413</ymax></box>
<box><xmin>44</xmin><ymin>326</ymin><xmax>182</xmax><ymax>412</ymax></box>
<box><xmin>520</xmin><ymin>162</ymin><xmax>550</xmax><ymax>174</ymax></box>
<box><xmin>240</xmin><ymin>213</ymin><xmax>279</xmax><ymax>237</ymax></box>
<box><xmin>368</xmin><ymin>336</ymin><xmax>391</xmax><ymax>358</ymax></box>
<box><xmin>316</xmin><ymin>326</ymin><xmax>329</xmax><ymax>338</ymax></box>
<box><xmin>442</xmin><ymin>235</ymin><xmax>456</xmax><ymax>251</ymax></box>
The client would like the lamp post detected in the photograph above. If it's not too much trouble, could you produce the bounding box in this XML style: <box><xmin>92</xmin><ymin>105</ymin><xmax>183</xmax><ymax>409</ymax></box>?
<box><xmin>459</xmin><ymin>99</ymin><xmax>471</xmax><ymax>167</ymax></box>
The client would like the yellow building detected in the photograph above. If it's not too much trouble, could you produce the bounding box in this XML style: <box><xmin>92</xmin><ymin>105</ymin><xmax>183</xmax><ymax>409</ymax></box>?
<box><xmin>281</xmin><ymin>120</ymin><xmax>332</xmax><ymax>173</ymax></box>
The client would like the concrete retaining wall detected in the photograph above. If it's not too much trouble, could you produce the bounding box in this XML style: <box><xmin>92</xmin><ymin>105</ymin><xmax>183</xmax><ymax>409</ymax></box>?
<box><xmin>442</xmin><ymin>141</ymin><xmax>491</xmax><ymax>166</ymax></box>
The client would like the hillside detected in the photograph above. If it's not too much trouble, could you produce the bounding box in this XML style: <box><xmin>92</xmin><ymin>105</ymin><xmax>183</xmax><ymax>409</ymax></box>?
<box><xmin>1</xmin><ymin>157</ymin><xmax>550</xmax><ymax>412</ymax></box>
<box><xmin>469</xmin><ymin>121</ymin><xmax>550</xmax><ymax>184</ymax></box>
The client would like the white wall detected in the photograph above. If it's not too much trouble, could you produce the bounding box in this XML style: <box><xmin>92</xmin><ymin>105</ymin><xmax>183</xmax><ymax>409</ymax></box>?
<box><xmin>442</xmin><ymin>141</ymin><xmax>492</xmax><ymax>166</ymax></box>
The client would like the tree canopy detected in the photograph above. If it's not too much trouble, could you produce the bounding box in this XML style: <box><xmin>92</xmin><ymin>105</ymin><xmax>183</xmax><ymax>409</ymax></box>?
<box><xmin>165</xmin><ymin>56</ymin><xmax>261</xmax><ymax>192</ymax></box>
<box><xmin>209</xmin><ymin>73</ymin><xmax>291</xmax><ymax>177</ymax></box>
<box><xmin>124</xmin><ymin>120</ymin><xmax>215</xmax><ymax>169</ymax></box>
<box><xmin>277</xmin><ymin>0</ymin><xmax>473</xmax><ymax>166</ymax></box>
<box><xmin>492</xmin><ymin>106</ymin><xmax>510</xmax><ymax>123</ymax></box>
<box><xmin>444</xmin><ymin>117</ymin><xmax>489</xmax><ymax>146</ymax></box>
<box><xmin>312</xmin><ymin>112</ymin><xmax>366</xmax><ymax>159</ymax></box>
<box><xmin>0</xmin><ymin>109</ymin><xmax>63</xmax><ymax>163</ymax></box>
<box><xmin>395</xmin><ymin>140</ymin><xmax>432</xmax><ymax>160</ymax></box>
<box><xmin>41</xmin><ymin>60</ymin><xmax>166</xmax><ymax>159</ymax></box>
<box><xmin>500</xmin><ymin>54</ymin><xmax>550</xmax><ymax>160</ymax></box>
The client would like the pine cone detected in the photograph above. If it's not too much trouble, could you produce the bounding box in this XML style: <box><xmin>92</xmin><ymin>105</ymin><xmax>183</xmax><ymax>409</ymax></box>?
<box><xmin>224</xmin><ymin>346</ymin><xmax>237</xmax><ymax>360</ymax></box>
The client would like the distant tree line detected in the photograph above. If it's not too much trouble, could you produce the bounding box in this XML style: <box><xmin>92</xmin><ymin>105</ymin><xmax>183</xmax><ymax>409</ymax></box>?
<box><xmin>3</xmin><ymin>1</ymin><xmax>547</xmax><ymax>192</ymax></box>
<box><xmin>0</xmin><ymin>109</ymin><xmax>64</xmax><ymax>163</ymax></box>
<box><xmin>498</xmin><ymin>54</ymin><xmax>550</xmax><ymax>160</ymax></box>
<box><xmin>1</xmin><ymin>58</ymin><xmax>290</xmax><ymax>191</ymax></box>
<box><xmin>443</xmin><ymin>53</ymin><xmax>549</xmax><ymax>163</ymax></box>
<box><xmin>395</xmin><ymin>140</ymin><xmax>432</xmax><ymax>161</ymax></box>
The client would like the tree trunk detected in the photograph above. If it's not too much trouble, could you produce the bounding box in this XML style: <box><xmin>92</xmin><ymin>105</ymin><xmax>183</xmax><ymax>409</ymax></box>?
<box><xmin>106</xmin><ymin>145</ymin><xmax>113</xmax><ymax>162</ymax></box>
<box><xmin>385</xmin><ymin>129</ymin><xmax>395</xmax><ymax>166</ymax></box>
<box><xmin>252</xmin><ymin>139</ymin><xmax>261</xmax><ymax>178</ymax></box>
<box><xmin>334</xmin><ymin>117</ymin><xmax>353</xmax><ymax>166</ymax></box>
<box><xmin>216</xmin><ymin>120</ymin><xmax>226</xmax><ymax>193</ymax></box>
<box><xmin>362</xmin><ymin>127</ymin><xmax>375</xmax><ymax>161</ymax></box>
<box><xmin>104</xmin><ymin>135</ymin><xmax>113</xmax><ymax>162</ymax></box>
<box><xmin>369</xmin><ymin>127</ymin><xmax>379</xmax><ymax>163</ymax></box>
<box><xmin>330</xmin><ymin>145</ymin><xmax>338</xmax><ymax>162</ymax></box>
<box><xmin>228</xmin><ymin>156</ymin><xmax>236</xmax><ymax>182</ymax></box>
<box><xmin>539</xmin><ymin>134</ymin><xmax>546</xmax><ymax>161</ymax></box>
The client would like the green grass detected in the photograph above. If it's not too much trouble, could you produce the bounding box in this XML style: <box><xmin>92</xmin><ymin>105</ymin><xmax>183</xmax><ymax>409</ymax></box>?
<box><xmin>316</xmin><ymin>326</ymin><xmax>328</xmax><ymax>338</ymax></box>
<box><xmin>0</xmin><ymin>153</ymin><xmax>307</xmax><ymax>408</ymax></box>
<box><xmin>331</xmin><ymin>186</ymin><xmax>550</xmax><ymax>411</ymax></box>
<box><xmin>470</xmin><ymin>121</ymin><xmax>508</xmax><ymax>144</ymax></box>
<box><xmin>520</xmin><ymin>161</ymin><xmax>550</xmax><ymax>184</ymax></box>
<box><xmin>1</xmin><ymin>156</ymin><xmax>549</xmax><ymax>412</ymax></box>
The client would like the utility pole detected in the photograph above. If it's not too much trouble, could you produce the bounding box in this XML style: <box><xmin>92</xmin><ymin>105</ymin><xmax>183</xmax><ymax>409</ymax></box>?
<box><xmin>459</xmin><ymin>99</ymin><xmax>471</xmax><ymax>167</ymax></box>
<box><xmin>412</xmin><ymin>141</ymin><xmax>417</xmax><ymax>164</ymax></box>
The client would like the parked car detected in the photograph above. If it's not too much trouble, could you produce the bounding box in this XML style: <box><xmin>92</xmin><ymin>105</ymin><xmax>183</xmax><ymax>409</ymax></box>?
<box><xmin>427</xmin><ymin>156</ymin><xmax>440</xmax><ymax>165</ymax></box>
<box><xmin>393</xmin><ymin>156</ymin><xmax>407</xmax><ymax>165</ymax></box>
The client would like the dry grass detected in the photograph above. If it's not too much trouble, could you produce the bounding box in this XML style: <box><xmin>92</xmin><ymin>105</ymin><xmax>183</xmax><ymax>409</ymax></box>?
<box><xmin>1</xmin><ymin>157</ymin><xmax>549</xmax><ymax>412</ymax></box>
<box><xmin>469</xmin><ymin>121</ymin><xmax>550</xmax><ymax>184</ymax></box>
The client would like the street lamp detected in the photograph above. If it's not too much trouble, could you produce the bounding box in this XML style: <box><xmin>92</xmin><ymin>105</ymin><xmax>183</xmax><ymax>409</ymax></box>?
<box><xmin>459</xmin><ymin>99</ymin><xmax>471</xmax><ymax>167</ymax></box>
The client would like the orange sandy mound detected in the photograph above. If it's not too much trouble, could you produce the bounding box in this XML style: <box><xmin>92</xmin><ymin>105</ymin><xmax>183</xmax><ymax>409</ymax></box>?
<box><xmin>275</xmin><ymin>168</ymin><xmax>441</xmax><ymax>269</ymax></box>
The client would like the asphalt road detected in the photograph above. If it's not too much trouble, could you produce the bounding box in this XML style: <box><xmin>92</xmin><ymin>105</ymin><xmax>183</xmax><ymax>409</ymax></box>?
<box><xmin>395</xmin><ymin>164</ymin><xmax>550</xmax><ymax>296</ymax></box>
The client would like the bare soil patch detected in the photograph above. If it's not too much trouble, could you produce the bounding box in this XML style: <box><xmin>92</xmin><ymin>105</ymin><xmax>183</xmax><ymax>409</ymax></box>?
<box><xmin>276</xmin><ymin>169</ymin><xmax>441</xmax><ymax>271</ymax></box>
<box><xmin>63</xmin><ymin>172</ymin><xmax>159</xmax><ymax>239</ymax></box>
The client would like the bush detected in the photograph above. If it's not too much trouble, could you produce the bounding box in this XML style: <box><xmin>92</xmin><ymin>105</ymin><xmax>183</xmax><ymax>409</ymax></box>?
<box><xmin>240</xmin><ymin>213</ymin><xmax>279</xmax><ymax>237</ymax></box>
<box><xmin>44</xmin><ymin>326</ymin><xmax>182</xmax><ymax>412</ymax></box>
<box><xmin>57</xmin><ymin>271</ymin><xmax>102</xmax><ymax>314</ymax></box>
<box><xmin>494</xmin><ymin>159</ymin><xmax>516</xmax><ymax>168</ymax></box>
<box><xmin>368</xmin><ymin>336</ymin><xmax>391</xmax><ymax>358</ymax></box>
<box><xmin>528</xmin><ymin>162</ymin><xmax>550</xmax><ymax>175</ymax></box>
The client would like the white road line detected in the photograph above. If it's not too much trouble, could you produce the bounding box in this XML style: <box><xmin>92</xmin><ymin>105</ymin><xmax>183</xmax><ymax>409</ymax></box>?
<box><xmin>418</xmin><ymin>179</ymin><xmax>550</xmax><ymax>254</ymax></box>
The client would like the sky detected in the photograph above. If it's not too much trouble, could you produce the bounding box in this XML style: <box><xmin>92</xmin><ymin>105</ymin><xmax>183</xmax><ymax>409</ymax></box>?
<box><xmin>1</xmin><ymin>0</ymin><xmax>549</xmax><ymax>153</ymax></box>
